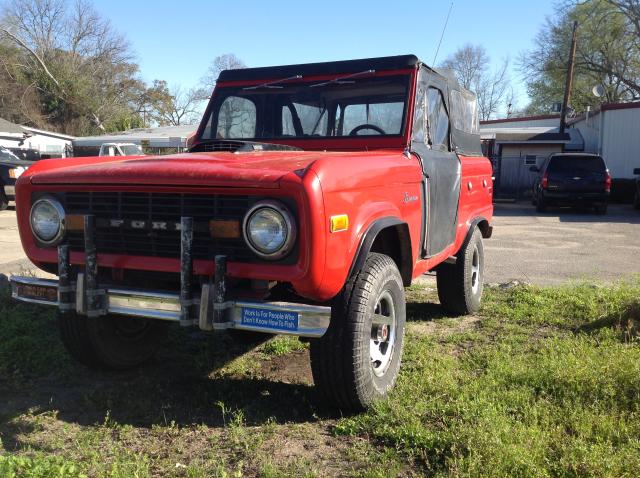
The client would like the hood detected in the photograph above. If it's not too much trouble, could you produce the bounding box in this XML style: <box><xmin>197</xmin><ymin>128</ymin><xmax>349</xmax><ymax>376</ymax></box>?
<box><xmin>0</xmin><ymin>158</ymin><xmax>34</xmax><ymax>168</ymax></box>
<box><xmin>28</xmin><ymin>151</ymin><xmax>334</xmax><ymax>188</ymax></box>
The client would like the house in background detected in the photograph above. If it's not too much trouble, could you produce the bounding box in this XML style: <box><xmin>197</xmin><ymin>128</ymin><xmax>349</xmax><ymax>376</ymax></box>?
<box><xmin>72</xmin><ymin>125</ymin><xmax>196</xmax><ymax>157</ymax></box>
<box><xmin>480</xmin><ymin>115</ymin><xmax>584</xmax><ymax>200</ymax></box>
<box><xmin>0</xmin><ymin>117</ymin><xmax>74</xmax><ymax>158</ymax></box>
<box><xmin>481</xmin><ymin>103</ymin><xmax>640</xmax><ymax>202</ymax></box>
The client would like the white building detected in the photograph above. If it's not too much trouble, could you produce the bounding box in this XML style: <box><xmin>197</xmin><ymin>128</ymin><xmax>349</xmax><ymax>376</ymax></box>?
<box><xmin>72</xmin><ymin>125</ymin><xmax>196</xmax><ymax>156</ymax></box>
<box><xmin>569</xmin><ymin>102</ymin><xmax>640</xmax><ymax>181</ymax></box>
<box><xmin>0</xmin><ymin>118</ymin><xmax>74</xmax><ymax>158</ymax></box>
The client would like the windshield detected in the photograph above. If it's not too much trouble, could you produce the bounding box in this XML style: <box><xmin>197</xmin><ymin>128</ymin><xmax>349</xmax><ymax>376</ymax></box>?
<box><xmin>0</xmin><ymin>148</ymin><xmax>20</xmax><ymax>162</ymax></box>
<box><xmin>120</xmin><ymin>144</ymin><xmax>144</xmax><ymax>155</ymax></box>
<box><xmin>199</xmin><ymin>75</ymin><xmax>410</xmax><ymax>141</ymax></box>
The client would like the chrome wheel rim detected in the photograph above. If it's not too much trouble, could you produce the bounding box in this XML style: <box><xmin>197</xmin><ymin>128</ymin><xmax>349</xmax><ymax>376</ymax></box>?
<box><xmin>370</xmin><ymin>290</ymin><xmax>397</xmax><ymax>377</ymax></box>
<box><xmin>471</xmin><ymin>246</ymin><xmax>480</xmax><ymax>295</ymax></box>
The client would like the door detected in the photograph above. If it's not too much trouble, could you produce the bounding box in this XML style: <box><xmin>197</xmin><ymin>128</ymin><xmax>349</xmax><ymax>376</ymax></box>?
<box><xmin>411</xmin><ymin>71</ymin><xmax>461</xmax><ymax>257</ymax></box>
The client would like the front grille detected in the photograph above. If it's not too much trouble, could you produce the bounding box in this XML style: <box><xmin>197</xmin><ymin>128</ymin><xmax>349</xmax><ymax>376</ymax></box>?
<box><xmin>59</xmin><ymin>192</ymin><xmax>291</xmax><ymax>263</ymax></box>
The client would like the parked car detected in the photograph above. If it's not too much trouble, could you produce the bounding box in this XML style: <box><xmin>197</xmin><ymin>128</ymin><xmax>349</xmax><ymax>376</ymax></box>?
<box><xmin>0</xmin><ymin>147</ymin><xmax>34</xmax><ymax>210</ymax></box>
<box><xmin>634</xmin><ymin>168</ymin><xmax>640</xmax><ymax>210</ymax></box>
<box><xmin>99</xmin><ymin>142</ymin><xmax>145</xmax><ymax>157</ymax></box>
<box><xmin>9</xmin><ymin>55</ymin><xmax>494</xmax><ymax>411</ymax></box>
<box><xmin>531</xmin><ymin>153</ymin><xmax>611</xmax><ymax>214</ymax></box>
<box><xmin>7</xmin><ymin>148</ymin><xmax>41</xmax><ymax>162</ymax></box>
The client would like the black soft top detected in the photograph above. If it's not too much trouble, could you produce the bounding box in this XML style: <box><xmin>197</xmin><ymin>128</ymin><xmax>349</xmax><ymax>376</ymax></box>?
<box><xmin>217</xmin><ymin>55</ymin><xmax>420</xmax><ymax>82</ymax></box>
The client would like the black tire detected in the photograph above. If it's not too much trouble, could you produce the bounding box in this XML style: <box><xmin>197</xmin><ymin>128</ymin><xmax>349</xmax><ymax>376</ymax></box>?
<box><xmin>0</xmin><ymin>191</ymin><xmax>8</xmax><ymax>211</ymax></box>
<box><xmin>535</xmin><ymin>192</ymin><xmax>547</xmax><ymax>212</ymax></box>
<box><xmin>310</xmin><ymin>253</ymin><xmax>406</xmax><ymax>412</ymax></box>
<box><xmin>633</xmin><ymin>191</ymin><xmax>640</xmax><ymax>210</ymax></box>
<box><xmin>59</xmin><ymin>312</ymin><xmax>168</xmax><ymax>370</ymax></box>
<box><xmin>437</xmin><ymin>227</ymin><xmax>485</xmax><ymax>315</ymax></box>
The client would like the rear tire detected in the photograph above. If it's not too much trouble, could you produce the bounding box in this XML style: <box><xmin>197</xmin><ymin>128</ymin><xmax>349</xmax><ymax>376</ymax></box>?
<box><xmin>0</xmin><ymin>190</ymin><xmax>8</xmax><ymax>211</ymax></box>
<box><xmin>59</xmin><ymin>312</ymin><xmax>168</xmax><ymax>370</ymax></box>
<box><xmin>437</xmin><ymin>227</ymin><xmax>485</xmax><ymax>315</ymax></box>
<box><xmin>535</xmin><ymin>193</ymin><xmax>547</xmax><ymax>212</ymax></box>
<box><xmin>310</xmin><ymin>253</ymin><xmax>406</xmax><ymax>412</ymax></box>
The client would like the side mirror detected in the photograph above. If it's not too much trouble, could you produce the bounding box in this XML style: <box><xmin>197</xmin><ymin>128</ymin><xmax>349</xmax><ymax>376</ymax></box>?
<box><xmin>529</xmin><ymin>166</ymin><xmax>540</xmax><ymax>173</ymax></box>
<box><xmin>634</xmin><ymin>168</ymin><xmax>640</xmax><ymax>175</ymax></box>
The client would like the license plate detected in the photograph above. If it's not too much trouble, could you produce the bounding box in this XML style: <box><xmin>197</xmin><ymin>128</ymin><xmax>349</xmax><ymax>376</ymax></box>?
<box><xmin>15</xmin><ymin>284</ymin><xmax>58</xmax><ymax>302</ymax></box>
<box><xmin>240</xmin><ymin>307</ymin><xmax>299</xmax><ymax>332</ymax></box>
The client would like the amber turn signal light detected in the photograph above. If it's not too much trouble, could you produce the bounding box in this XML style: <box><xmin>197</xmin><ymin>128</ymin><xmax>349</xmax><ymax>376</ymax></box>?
<box><xmin>209</xmin><ymin>219</ymin><xmax>241</xmax><ymax>239</ymax></box>
<box><xmin>330</xmin><ymin>214</ymin><xmax>349</xmax><ymax>233</ymax></box>
<box><xmin>65</xmin><ymin>214</ymin><xmax>85</xmax><ymax>232</ymax></box>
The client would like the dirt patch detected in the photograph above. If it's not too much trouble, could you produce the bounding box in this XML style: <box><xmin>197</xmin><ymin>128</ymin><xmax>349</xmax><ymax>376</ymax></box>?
<box><xmin>409</xmin><ymin>315</ymin><xmax>481</xmax><ymax>337</ymax></box>
<box><xmin>259</xmin><ymin>349</ymin><xmax>313</xmax><ymax>385</ymax></box>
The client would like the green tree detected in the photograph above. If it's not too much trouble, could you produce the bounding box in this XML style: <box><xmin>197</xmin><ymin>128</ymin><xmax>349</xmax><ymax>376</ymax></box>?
<box><xmin>521</xmin><ymin>0</ymin><xmax>640</xmax><ymax>115</ymax></box>
<box><xmin>0</xmin><ymin>0</ymin><xmax>147</xmax><ymax>135</ymax></box>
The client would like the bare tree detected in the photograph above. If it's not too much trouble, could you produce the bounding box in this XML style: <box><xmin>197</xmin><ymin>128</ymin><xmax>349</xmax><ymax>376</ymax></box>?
<box><xmin>0</xmin><ymin>0</ymin><xmax>140</xmax><ymax>134</ymax></box>
<box><xmin>441</xmin><ymin>44</ymin><xmax>511</xmax><ymax>120</ymax></box>
<box><xmin>150</xmin><ymin>82</ymin><xmax>202</xmax><ymax>126</ymax></box>
<box><xmin>197</xmin><ymin>53</ymin><xmax>246</xmax><ymax>99</ymax></box>
<box><xmin>440</xmin><ymin>44</ymin><xmax>489</xmax><ymax>90</ymax></box>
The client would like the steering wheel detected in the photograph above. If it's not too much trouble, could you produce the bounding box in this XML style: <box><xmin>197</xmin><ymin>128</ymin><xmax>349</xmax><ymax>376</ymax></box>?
<box><xmin>348</xmin><ymin>124</ymin><xmax>386</xmax><ymax>136</ymax></box>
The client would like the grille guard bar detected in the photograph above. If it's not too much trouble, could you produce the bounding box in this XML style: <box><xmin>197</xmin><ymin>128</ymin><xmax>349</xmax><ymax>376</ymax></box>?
<box><xmin>10</xmin><ymin>214</ymin><xmax>330</xmax><ymax>338</ymax></box>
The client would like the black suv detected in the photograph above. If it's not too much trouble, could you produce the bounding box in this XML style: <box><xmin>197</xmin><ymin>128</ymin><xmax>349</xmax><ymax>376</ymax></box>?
<box><xmin>634</xmin><ymin>168</ymin><xmax>640</xmax><ymax>210</ymax></box>
<box><xmin>0</xmin><ymin>147</ymin><xmax>34</xmax><ymax>210</ymax></box>
<box><xmin>531</xmin><ymin>153</ymin><xmax>611</xmax><ymax>214</ymax></box>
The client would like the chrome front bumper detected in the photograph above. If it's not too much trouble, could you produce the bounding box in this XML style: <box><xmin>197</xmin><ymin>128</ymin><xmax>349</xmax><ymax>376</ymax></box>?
<box><xmin>10</xmin><ymin>276</ymin><xmax>331</xmax><ymax>337</ymax></box>
<box><xmin>10</xmin><ymin>213</ymin><xmax>330</xmax><ymax>337</ymax></box>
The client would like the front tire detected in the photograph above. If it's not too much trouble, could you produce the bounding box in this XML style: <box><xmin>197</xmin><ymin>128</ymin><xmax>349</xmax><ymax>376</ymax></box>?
<box><xmin>310</xmin><ymin>253</ymin><xmax>406</xmax><ymax>412</ymax></box>
<box><xmin>437</xmin><ymin>227</ymin><xmax>485</xmax><ymax>315</ymax></box>
<box><xmin>59</xmin><ymin>312</ymin><xmax>168</xmax><ymax>370</ymax></box>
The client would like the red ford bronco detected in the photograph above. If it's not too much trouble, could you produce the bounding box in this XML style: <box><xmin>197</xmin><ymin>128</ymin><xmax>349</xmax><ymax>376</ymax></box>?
<box><xmin>10</xmin><ymin>55</ymin><xmax>493</xmax><ymax>411</ymax></box>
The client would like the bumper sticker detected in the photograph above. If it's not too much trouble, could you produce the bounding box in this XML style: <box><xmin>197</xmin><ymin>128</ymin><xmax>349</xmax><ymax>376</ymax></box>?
<box><xmin>241</xmin><ymin>307</ymin><xmax>299</xmax><ymax>332</ymax></box>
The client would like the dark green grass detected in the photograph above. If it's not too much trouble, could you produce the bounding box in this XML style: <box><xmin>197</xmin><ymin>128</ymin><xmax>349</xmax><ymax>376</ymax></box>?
<box><xmin>337</xmin><ymin>281</ymin><xmax>640</xmax><ymax>477</ymax></box>
<box><xmin>1</xmin><ymin>280</ymin><xmax>640</xmax><ymax>477</ymax></box>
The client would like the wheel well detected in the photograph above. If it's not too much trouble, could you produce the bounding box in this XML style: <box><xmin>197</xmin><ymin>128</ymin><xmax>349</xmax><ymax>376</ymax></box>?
<box><xmin>369</xmin><ymin>224</ymin><xmax>413</xmax><ymax>286</ymax></box>
<box><xmin>476</xmin><ymin>219</ymin><xmax>492</xmax><ymax>239</ymax></box>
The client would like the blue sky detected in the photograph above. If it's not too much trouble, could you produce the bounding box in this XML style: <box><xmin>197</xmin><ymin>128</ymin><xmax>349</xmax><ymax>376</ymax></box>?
<box><xmin>94</xmin><ymin>0</ymin><xmax>557</xmax><ymax>112</ymax></box>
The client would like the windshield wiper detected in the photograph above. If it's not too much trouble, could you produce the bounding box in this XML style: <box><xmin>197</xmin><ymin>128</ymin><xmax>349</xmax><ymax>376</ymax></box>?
<box><xmin>243</xmin><ymin>75</ymin><xmax>303</xmax><ymax>90</ymax></box>
<box><xmin>309</xmin><ymin>69</ymin><xmax>376</xmax><ymax>88</ymax></box>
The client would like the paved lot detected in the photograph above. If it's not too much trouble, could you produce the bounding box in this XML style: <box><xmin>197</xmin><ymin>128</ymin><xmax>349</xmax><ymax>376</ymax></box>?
<box><xmin>485</xmin><ymin>203</ymin><xmax>640</xmax><ymax>285</ymax></box>
<box><xmin>0</xmin><ymin>206</ymin><xmax>33</xmax><ymax>275</ymax></box>
<box><xmin>1</xmin><ymin>202</ymin><xmax>639</xmax><ymax>285</ymax></box>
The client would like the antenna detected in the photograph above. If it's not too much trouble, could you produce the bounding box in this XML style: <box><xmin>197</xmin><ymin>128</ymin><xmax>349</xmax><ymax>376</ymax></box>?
<box><xmin>433</xmin><ymin>2</ymin><xmax>454</xmax><ymax>66</ymax></box>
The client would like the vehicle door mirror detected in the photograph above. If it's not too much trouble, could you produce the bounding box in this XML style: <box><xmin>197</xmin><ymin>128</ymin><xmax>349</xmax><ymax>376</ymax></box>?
<box><xmin>634</xmin><ymin>168</ymin><xmax>640</xmax><ymax>175</ymax></box>
<box><xmin>529</xmin><ymin>166</ymin><xmax>540</xmax><ymax>173</ymax></box>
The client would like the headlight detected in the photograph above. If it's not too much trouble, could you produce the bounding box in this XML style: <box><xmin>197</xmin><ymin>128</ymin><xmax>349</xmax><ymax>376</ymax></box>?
<box><xmin>30</xmin><ymin>198</ymin><xmax>66</xmax><ymax>245</ymax></box>
<box><xmin>243</xmin><ymin>200</ymin><xmax>296</xmax><ymax>259</ymax></box>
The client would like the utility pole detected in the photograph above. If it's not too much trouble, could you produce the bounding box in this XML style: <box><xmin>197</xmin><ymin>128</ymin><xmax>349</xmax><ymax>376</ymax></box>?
<box><xmin>559</xmin><ymin>21</ymin><xmax>579</xmax><ymax>137</ymax></box>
